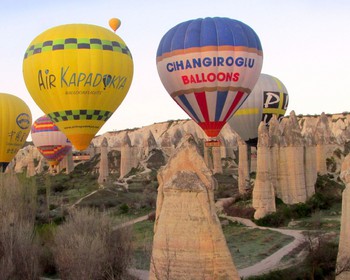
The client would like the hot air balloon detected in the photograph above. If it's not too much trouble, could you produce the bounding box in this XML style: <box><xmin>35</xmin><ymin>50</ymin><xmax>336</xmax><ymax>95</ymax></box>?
<box><xmin>31</xmin><ymin>115</ymin><xmax>72</xmax><ymax>168</ymax></box>
<box><xmin>228</xmin><ymin>73</ymin><xmax>289</xmax><ymax>146</ymax></box>
<box><xmin>156</xmin><ymin>17</ymin><xmax>263</xmax><ymax>146</ymax></box>
<box><xmin>23</xmin><ymin>20</ymin><xmax>133</xmax><ymax>151</ymax></box>
<box><xmin>109</xmin><ymin>18</ymin><xmax>121</xmax><ymax>32</ymax></box>
<box><xmin>0</xmin><ymin>93</ymin><xmax>32</xmax><ymax>171</ymax></box>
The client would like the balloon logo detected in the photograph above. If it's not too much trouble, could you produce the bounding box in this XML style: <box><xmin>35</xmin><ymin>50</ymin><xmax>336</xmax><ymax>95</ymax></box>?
<box><xmin>103</xmin><ymin>74</ymin><xmax>112</xmax><ymax>89</ymax></box>
<box><xmin>109</xmin><ymin>18</ymin><xmax>121</xmax><ymax>32</ymax></box>
<box><xmin>16</xmin><ymin>113</ymin><xmax>31</xmax><ymax>129</ymax></box>
<box><xmin>31</xmin><ymin>115</ymin><xmax>72</xmax><ymax>168</ymax></box>
<box><xmin>23</xmin><ymin>22</ymin><xmax>134</xmax><ymax>151</ymax></box>
<box><xmin>228</xmin><ymin>73</ymin><xmax>289</xmax><ymax>146</ymax></box>
<box><xmin>0</xmin><ymin>93</ymin><xmax>32</xmax><ymax>171</ymax></box>
<box><xmin>156</xmin><ymin>17</ymin><xmax>263</xmax><ymax>143</ymax></box>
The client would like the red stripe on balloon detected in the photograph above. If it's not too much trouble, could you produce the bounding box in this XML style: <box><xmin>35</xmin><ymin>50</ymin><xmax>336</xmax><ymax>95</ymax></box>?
<box><xmin>195</xmin><ymin>92</ymin><xmax>209</xmax><ymax>122</ymax></box>
<box><xmin>223</xmin><ymin>91</ymin><xmax>244</xmax><ymax>122</ymax></box>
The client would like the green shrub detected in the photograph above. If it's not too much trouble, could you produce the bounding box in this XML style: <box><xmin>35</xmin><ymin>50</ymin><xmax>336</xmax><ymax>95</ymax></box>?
<box><xmin>306</xmin><ymin>192</ymin><xmax>330</xmax><ymax>210</ymax></box>
<box><xmin>290</xmin><ymin>203</ymin><xmax>312</xmax><ymax>218</ymax></box>
<box><xmin>119</xmin><ymin>203</ymin><xmax>129</xmax><ymax>214</ymax></box>
<box><xmin>255</xmin><ymin>211</ymin><xmax>288</xmax><ymax>227</ymax></box>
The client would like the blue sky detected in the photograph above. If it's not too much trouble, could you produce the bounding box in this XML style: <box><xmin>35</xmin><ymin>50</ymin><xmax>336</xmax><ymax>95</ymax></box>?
<box><xmin>1</xmin><ymin>0</ymin><xmax>349</xmax><ymax>136</ymax></box>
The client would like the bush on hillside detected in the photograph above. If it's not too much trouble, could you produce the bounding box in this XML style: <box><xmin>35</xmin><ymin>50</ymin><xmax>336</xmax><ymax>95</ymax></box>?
<box><xmin>53</xmin><ymin>207</ymin><xmax>133</xmax><ymax>280</ymax></box>
<box><xmin>0</xmin><ymin>174</ymin><xmax>41</xmax><ymax>279</ymax></box>
<box><xmin>255</xmin><ymin>174</ymin><xmax>344</xmax><ymax>227</ymax></box>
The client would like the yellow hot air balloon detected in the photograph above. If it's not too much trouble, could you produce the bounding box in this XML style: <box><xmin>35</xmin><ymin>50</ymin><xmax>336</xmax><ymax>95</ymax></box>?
<box><xmin>109</xmin><ymin>18</ymin><xmax>121</xmax><ymax>32</ymax></box>
<box><xmin>23</xmin><ymin>22</ymin><xmax>133</xmax><ymax>151</ymax></box>
<box><xmin>0</xmin><ymin>93</ymin><xmax>32</xmax><ymax>171</ymax></box>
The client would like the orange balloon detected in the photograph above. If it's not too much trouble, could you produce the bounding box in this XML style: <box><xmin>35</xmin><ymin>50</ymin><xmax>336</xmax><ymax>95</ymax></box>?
<box><xmin>109</xmin><ymin>18</ymin><xmax>121</xmax><ymax>32</ymax></box>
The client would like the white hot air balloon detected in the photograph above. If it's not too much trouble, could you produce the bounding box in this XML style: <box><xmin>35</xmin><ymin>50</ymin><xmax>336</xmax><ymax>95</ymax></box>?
<box><xmin>228</xmin><ymin>73</ymin><xmax>289</xmax><ymax>146</ymax></box>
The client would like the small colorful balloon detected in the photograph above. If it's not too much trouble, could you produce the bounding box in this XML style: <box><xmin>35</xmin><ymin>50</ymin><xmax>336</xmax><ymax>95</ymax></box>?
<box><xmin>31</xmin><ymin>115</ymin><xmax>72</xmax><ymax>168</ymax></box>
<box><xmin>109</xmin><ymin>18</ymin><xmax>121</xmax><ymax>32</ymax></box>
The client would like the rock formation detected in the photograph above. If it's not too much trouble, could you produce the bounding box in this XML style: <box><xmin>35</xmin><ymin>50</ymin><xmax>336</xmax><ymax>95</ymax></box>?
<box><xmin>160</xmin><ymin>132</ymin><xmax>173</xmax><ymax>157</ymax></box>
<box><xmin>212</xmin><ymin>145</ymin><xmax>223</xmax><ymax>174</ymax></box>
<box><xmin>8</xmin><ymin>113</ymin><xmax>350</xmax><ymax>186</ymax></box>
<box><xmin>203</xmin><ymin>144</ymin><xmax>213</xmax><ymax>170</ymax></box>
<box><xmin>172</xmin><ymin>128</ymin><xmax>183</xmax><ymax>148</ymax></box>
<box><xmin>304</xmin><ymin>130</ymin><xmax>317</xmax><ymax>198</ymax></box>
<box><xmin>59</xmin><ymin>150</ymin><xmax>74</xmax><ymax>174</ymax></box>
<box><xmin>88</xmin><ymin>142</ymin><xmax>96</xmax><ymax>158</ymax></box>
<box><xmin>336</xmin><ymin>154</ymin><xmax>350</xmax><ymax>279</ymax></box>
<box><xmin>26</xmin><ymin>158</ymin><xmax>35</xmax><ymax>177</ymax></box>
<box><xmin>238</xmin><ymin>138</ymin><xmax>250</xmax><ymax>194</ymax></box>
<box><xmin>269</xmin><ymin>115</ymin><xmax>282</xmax><ymax>199</ymax></box>
<box><xmin>150</xmin><ymin>134</ymin><xmax>239</xmax><ymax>280</ymax></box>
<box><xmin>280</xmin><ymin>111</ymin><xmax>307</xmax><ymax>204</ymax></box>
<box><xmin>252</xmin><ymin>122</ymin><xmax>276</xmax><ymax>219</ymax></box>
<box><xmin>65</xmin><ymin>150</ymin><xmax>74</xmax><ymax>174</ymax></box>
<box><xmin>143</xmin><ymin>130</ymin><xmax>158</xmax><ymax>157</ymax></box>
<box><xmin>36</xmin><ymin>158</ymin><xmax>45</xmax><ymax>174</ymax></box>
<box><xmin>98</xmin><ymin>137</ymin><xmax>109</xmax><ymax>185</ymax></box>
<box><xmin>204</xmin><ymin>144</ymin><xmax>223</xmax><ymax>174</ymax></box>
<box><xmin>315</xmin><ymin>112</ymin><xmax>334</xmax><ymax>175</ymax></box>
<box><xmin>120</xmin><ymin>133</ymin><xmax>140</xmax><ymax>178</ymax></box>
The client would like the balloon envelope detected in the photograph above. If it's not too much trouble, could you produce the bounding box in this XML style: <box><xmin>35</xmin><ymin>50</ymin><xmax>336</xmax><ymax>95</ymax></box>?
<box><xmin>109</xmin><ymin>18</ymin><xmax>121</xmax><ymax>32</ymax></box>
<box><xmin>23</xmin><ymin>23</ymin><xmax>133</xmax><ymax>151</ymax></box>
<box><xmin>31</xmin><ymin>115</ymin><xmax>72</xmax><ymax>167</ymax></box>
<box><xmin>0</xmin><ymin>93</ymin><xmax>32</xmax><ymax>171</ymax></box>
<box><xmin>156</xmin><ymin>17</ymin><xmax>263</xmax><ymax>139</ymax></box>
<box><xmin>228</xmin><ymin>73</ymin><xmax>289</xmax><ymax>146</ymax></box>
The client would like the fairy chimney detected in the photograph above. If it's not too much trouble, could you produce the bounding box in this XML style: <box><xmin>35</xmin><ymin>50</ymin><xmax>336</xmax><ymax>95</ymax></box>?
<box><xmin>98</xmin><ymin>137</ymin><xmax>109</xmax><ymax>185</ymax></box>
<box><xmin>280</xmin><ymin>111</ymin><xmax>307</xmax><ymax>204</ymax></box>
<box><xmin>66</xmin><ymin>150</ymin><xmax>74</xmax><ymax>174</ymax></box>
<box><xmin>26</xmin><ymin>158</ymin><xmax>36</xmax><ymax>177</ymax></box>
<box><xmin>269</xmin><ymin>115</ymin><xmax>282</xmax><ymax>199</ymax></box>
<box><xmin>304</xmin><ymin>130</ymin><xmax>317</xmax><ymax>198</ymax></box>
<box><xmin>252</xmin><ymin>122</ymin><xmax>276</xmax><ymax>219</ymax></box>
<box><xmin>336</xmin><ymin>155</ymin><xmax>350</xmax><ymax>279</ymax></box>
<box><xmin>59</xmin><ymin>149</ymin><xmax>74</xmax><ymax>174</ymax></box>
<box><xmin>120</xmin><ymin>133</ymin><xmax>139</xmax><ymax>178</ymax></box>
<box><xmin>150</xmin><ymin>134</ymin><xmax>240</xmax><ymax>280</ymax></box>
<box><xmin>315</xmin><ymin>112</ymin><xmax>333</xmax><ymax>175</ymax></box>
<box><xmin>238</xmin><ymin>138</ymin><xmax>250</xmax><ymax>194</ymax></box>
<box><xmin>144</xmin><ymin>130</ymin><xmax>158</xmax><ymax>157</ymax></box>
<box><xmin>204</xmin><ymin>144</ymin><xmax>223</xmax><ymax>174</ymax></box>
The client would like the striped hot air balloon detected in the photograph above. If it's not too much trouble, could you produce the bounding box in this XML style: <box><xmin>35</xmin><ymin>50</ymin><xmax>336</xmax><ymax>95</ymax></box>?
<box><xmin>31</xmin><ymin>115</ymin><xmax>72</xmax><ymax>168</ymax></box>
<box><xmin>156</xmin><ymin>17</ymin><xmax>263</xmax><ymax>144</ymax></box>
<box><xmin>228</xmin><ymin>73</ymin><xmax>289</xmax><ymax>146</ymax></box>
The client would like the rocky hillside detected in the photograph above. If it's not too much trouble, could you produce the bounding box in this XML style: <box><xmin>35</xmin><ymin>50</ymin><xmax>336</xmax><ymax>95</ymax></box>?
<box><xmin>8</xmin><ymin>112</ymin><xmax>350</xmax><ymax>174</ymax></box>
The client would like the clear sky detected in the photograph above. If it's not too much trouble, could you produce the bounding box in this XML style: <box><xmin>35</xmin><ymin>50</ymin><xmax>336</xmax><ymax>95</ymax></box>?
<box><xmin>1</xmin><ymin>0</ymin><xmax>349</xmax><ymax>137</ymax></box>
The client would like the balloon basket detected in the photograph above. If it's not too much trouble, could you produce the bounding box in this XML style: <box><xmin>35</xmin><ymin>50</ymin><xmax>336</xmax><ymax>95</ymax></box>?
<box><xmin>205</xmin><ymin>140</ymin><xmax>221</xmax><ymax>147</ymax></box>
